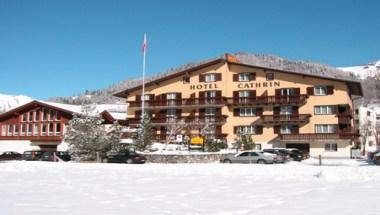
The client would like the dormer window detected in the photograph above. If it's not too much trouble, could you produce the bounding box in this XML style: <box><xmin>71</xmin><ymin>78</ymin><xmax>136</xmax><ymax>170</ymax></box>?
<box><xmin>266</xmin><ymin>73</ymin><xmax>274</xmax><ymax>81</ymax></box>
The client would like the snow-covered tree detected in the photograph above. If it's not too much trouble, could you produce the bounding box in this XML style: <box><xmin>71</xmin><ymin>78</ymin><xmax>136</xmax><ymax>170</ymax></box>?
<box><xmin>165</xmin><ymin>116</ymin><xmax>187</xmax><ymax>145</ymax></box>
<box><xmin>134</xmin><ymin>113</ymin><xmax>154</xmax><ymax>151</ymax></box>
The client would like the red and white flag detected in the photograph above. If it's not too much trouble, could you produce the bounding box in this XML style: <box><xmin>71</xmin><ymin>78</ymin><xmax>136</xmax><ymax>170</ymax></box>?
<box><xmin>142</xmin><ymin>33</ymin><xmax>147</xmax><ymax>53</ymax></box>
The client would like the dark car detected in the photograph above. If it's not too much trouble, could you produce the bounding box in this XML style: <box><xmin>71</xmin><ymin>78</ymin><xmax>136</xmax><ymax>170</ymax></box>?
<box><xmin>0</xmin><ymin>151</ymin><xmax>22</xmax><ymax>161</ymax></box>
<box><xmin>22</xmin><ymin>151</ymin><xmax>44</xmax><ymax>161</ymax></box>
<box><xmin>101</xmin><ymin>150</ymin><xmax>146</xmax><ymax>164</ymax></box>
<box><xmin>367</xmin><ymin>150</ymin><xmax>380</xmax><ymax>160</ymax></box>
<box><xmin>373</xmin><ymin>152</ymin><xmax>380</xmax><ymax>165</ymax></box>
<box><xmin>40</xmin><ymin>151</ymin><xmax>71</xmax><ymax>162</ymax></box>
<box><xmin>285</xmin><ymin>148</ymin><xmax>305</xmax><ymax>161</ymax></box>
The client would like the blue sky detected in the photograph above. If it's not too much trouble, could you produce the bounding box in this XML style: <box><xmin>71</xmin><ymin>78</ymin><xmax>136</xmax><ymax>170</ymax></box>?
<box><xmin>0</xmin><ymin>0</ymin><xmax>379</xmax><ymax>99</ymax></box>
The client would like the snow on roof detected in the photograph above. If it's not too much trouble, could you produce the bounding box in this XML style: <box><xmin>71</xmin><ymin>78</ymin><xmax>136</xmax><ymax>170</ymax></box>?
<box><xmin>38</xmin><ymin>100</ymin><xmax>83</xmax><ymax>113</ymax></box>
<box><xmin>108</xmin><ymin>112</ymin><xmax>127</xmax><ymax>120</ymax></box>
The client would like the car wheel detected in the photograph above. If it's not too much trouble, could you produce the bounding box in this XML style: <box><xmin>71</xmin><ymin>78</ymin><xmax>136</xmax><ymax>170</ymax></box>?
<box><xmin>101</xmin><ymin>158</ymin><xmax>108</xmax><ymax>163</ymax></box>
<box><xmin>257</xmin><ymin>159</ymin><xmax>265</xmax><ymax>164</ymax></box>
<box><xmin>223</xmin><ymin>159</ymin><xmax>232</xmax><ymax>163</ymax></box>
<box><xmin>126</xmin><ymin>159</ymin><xmax>133</xmax><ymax>164</ymax></box>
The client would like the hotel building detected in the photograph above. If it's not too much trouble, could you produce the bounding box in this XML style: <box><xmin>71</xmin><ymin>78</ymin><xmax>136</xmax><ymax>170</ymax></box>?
<box><xmin>115</xmin><ymin>54</ymin><xmax>363</xmax><ymax>158</ymax></box>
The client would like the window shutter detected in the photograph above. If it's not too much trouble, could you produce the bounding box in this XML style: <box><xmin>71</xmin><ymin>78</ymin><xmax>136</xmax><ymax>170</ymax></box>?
<box><xmin>199</xmin><ymin>74</ymin><xmax>205</xmax><ymax>82</ymax></box>
<box><xmin>216</xmin><ymin>108</ymin><xmax>222</xmax><ymax>116</ymax></box>
<box><xmin>327</xmin><ymin>86</ymin><xmax>334</xmax><ymax>95</ymax></box>
<box><xmin>256</xmin><ymin>107</ymin><xmax>263</xmax><ymax>116</ymax></box>
<box><xmin>256</xmin><ymin>125</ymin><xmax>263</xmax><ymax>134</ymax></box>
<box><xmin>233</xmin><ymin>126</ymin><xmax>239</xmax><ymax>134</ymax></box>
<box><xmin>273</xmin><ymin>125</ymin><xmax>280</xmax><ymax>134</ymax></box>
<box><xmin>293</xmin><ymin>125</ymin><xmax>299</xmax><ymax>134</ymax></box>
<box><xmin>293</xmin><ymin>88</ymin><xmax>300</xmax><ymax>95</ymax></box>
<box><xmin>292</xmin><ymin>106</ymin><xmax>299</xmax><ymax>115</ymax></box>
<box><xmin>177</xmin><ymin>109</ymin><xmax>182</xmax><ymax>118</ymax></box>
<box><xmin>199</xmin><ymin>91</ymin><xmax>205</xmax><ymax>98</ymax></box>
<box><xmin>161</xmin><ymin>93</ymin><xmax>167</xmax><ymax>101</ymax></box>
<box><xmin>149</xmin><ymin>94</ymin><xmax>155</xmax><ymax>100</ymax></box>
<box><xmin>215</xmin><ymin>73</ymin><xmax>222</xmax><ymax>81</ymax></box>
<box><xmin>273</xmin><ymin>106</ymin><xmax>280</xmax><ymax>115</ymax></box>
<box><xmin>176</xmin><ymin>93</ymin><xmax>182</xmax><ymax>100</ymax></box>
<box><xmin>249</xmin><ymin>90</ymin><xmax>256</xmax><ymax>98</ymax></box>
<box><xmin>307</xmin><ymin>87</ymin><xmax>314</xmax><ymax>95</ymax></box>
<box><xmin>135</xmin><ymin>95</ymin><xmax>141</xmax><ymax>101</ymax></box>
<box><xmin>199</xmin><ymin>108</ymin><xmax>205</xmax><ymax>117</ymax></box>
<box><xmin>233</xmin><ymin>108</ymin><xmax>240</xmax><ymax>116</ymax></box>
<box><xmin>215</xmin><ymin>90</ymin><xmax>222</xmax><ymax>98</ymax></box>
<box><xmin>135</xmin><ymin>111</ymin><xmax>142</xmax><ymax>118</ymax></box>
<box><xmin>275</xmin><ymin>89</ymin><xmax>281</xmax><ymax>96</ymax></box>
<box><xmin>155</xmin><ymin>94</ymin><xmax>162</xmax><ymax>100</ymax></box>
<box><xmin>332</xmin><ymin>105</ymin><xmax>338</xmax><ymax>114</ymax></box>
<box><xmin>249</xmin><ymin>73</ymin><xmax>256</xmax><ymax>81</ymax></box>
<box><xmin>233</xmin><ymin>91</ymin><xmax>239</xmax><ymax>98</ymax></box>
<box><xmin>216</xmin><ymin>125</ymin><xmax>222</xmax><ymax>134</ymax></box>
<box><xmin>233</xmin><ymin>74</ymin><xmax>238</xmax><ymax>82</ymax></box>
<box><xmin>190</xmin><ymin>93</ymin><xmax>196</xmax><ymax>99</ymax></box>
<box><xmin>157</xmin><ymin>110</ymin><xmax>166</xmax><ymax>118</ymax></box>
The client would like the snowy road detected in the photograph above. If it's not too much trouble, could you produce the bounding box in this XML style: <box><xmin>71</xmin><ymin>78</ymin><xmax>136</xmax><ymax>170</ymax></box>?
<box><xmin>0</xmin><ymin>160</ymin><xmax>380</xmax><ymax>215</ymax></box>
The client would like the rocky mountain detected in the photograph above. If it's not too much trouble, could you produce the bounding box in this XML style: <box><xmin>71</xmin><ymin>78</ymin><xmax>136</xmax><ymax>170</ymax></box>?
<box><xmin>0</xmin><ymin>93</ymin><xmax>33</xmax><ymax>113</ymax></box>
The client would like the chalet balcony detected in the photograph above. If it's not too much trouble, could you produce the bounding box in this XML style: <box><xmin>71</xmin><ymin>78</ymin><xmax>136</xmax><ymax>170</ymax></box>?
<box><xmin>153</xmin><ymin>133</ymin><xmax>228</xmax><ymax>142</ymax></box>
<box><xmin>261</xmin><ymin>114</ymin><xmax>311</xmax><ymax>124</ymax></box>
<box><xmin>279</xmin><ymin>130</ymin><xmax>359</xmax><ymax>141</ymax></box>
<box><xmin>128</xmin><ymin>98</ymin><xmax>228</xmax><ymax>110</ymax></box>
<box><xmin>336</xmin><ymin>110</ymin><xmax>353</xmax><ymax>124</ymax></box>
<box><xmin>128</xmin><ymin>115</ymin><xmax>228</xmax><ymax>126</ymax></box>
<box><xmin>227</xmin><ymin>95</ymin><xmax>308</xmax><ymax>106</ymax></box>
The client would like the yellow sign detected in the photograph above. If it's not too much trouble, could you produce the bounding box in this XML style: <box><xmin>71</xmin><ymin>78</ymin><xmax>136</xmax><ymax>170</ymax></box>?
<box><xmin>190</xmin><ymin>137</ymin><xmax>204</xmax><ymax>145</ymax></box>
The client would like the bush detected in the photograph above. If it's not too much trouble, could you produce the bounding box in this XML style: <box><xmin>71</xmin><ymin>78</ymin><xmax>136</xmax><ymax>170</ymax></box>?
<box><xmin>204</xmin><ymin>139</ymin><xmax>228</xmax><ymax>152</ymax></box>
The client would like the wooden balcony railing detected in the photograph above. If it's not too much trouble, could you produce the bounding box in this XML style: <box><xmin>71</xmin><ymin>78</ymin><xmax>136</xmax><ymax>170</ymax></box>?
<box><xmin>279</xmin><ymin>130</ymin><xmax>359</xmax><ymax>141</ymax></box>
<box><xmin>128</xmin><ymin>98</ymin><xmax>228</xmax><ymax>109</ymax></box>
<box><xmin>153</xmin><ymin>133</ymin><xmax>228</xmax><ymax>142</ymax></box>
<box><xmin>128</xmin><ymin>115</ymin><xmax>228</xmax><ymax>125</ymax></box>
<box><xmin>226</xmin><ymin>95</ymin><xmax>309</xmax><ymax>106</ymax></box>
<box><xmin>261</xmin><ymin>114</ymin><xmax>311</xmax><ymax>124</ymax></box>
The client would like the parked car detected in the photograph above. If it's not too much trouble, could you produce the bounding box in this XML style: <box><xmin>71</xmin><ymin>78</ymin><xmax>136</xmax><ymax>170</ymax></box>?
<box><xmin>0</xmin><ymin>151</ymin><xmax>22</xmax><ymax>161</ymax></box>
<box><xmin>40</xmin><ymin>151</ymin><xmax>71</xmax><ymax>162</ymax></box>
<box><xmin>22</xmin><ymin>151</ymin><xmax>44</xmax><ymax>161</ymax></box>
<box><xmin>101</xmin><ymin>150</ymin><xmax>146</xmax><ymax>164</ymax></box>
<box><xmin>373</xmin><ymin>152</ymin><xmax>380</xmax><ymax>165</ymax></box>
<box><xmin>285</xmin><ymin>148</ymin><xmax>306</xmax><ymax>161</ymax></box>
<box><xmin>262</xmin><ymin>149</ymin><xmax>290</xmax><ymax>163</ymax></box>
<box><xmin>220</xmin><ymin>151</ymin><xmax>278</xmax><ymax>164</ymax></box>
<box><xmin>367</xmin><ymin>149</ymin><xmax>380</xmax><ymax>160</ymax></box>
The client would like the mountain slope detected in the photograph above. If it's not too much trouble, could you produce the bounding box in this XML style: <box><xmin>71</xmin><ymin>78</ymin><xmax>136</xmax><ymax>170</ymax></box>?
<box><xmin>338</xmin><ymin>60</ymin><xmax>380</xmax><ymax>79</ymax></box>
<box><xmin>0</xmin><ymin>94</ymin><xmax>33</xmax><ymax>113</ymax></box>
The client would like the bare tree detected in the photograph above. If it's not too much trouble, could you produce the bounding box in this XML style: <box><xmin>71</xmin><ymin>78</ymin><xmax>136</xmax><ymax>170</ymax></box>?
<box><xmin>165</xmin><ymin>116</ymin><xmax>187</xmax><ymax>147</ymax></box>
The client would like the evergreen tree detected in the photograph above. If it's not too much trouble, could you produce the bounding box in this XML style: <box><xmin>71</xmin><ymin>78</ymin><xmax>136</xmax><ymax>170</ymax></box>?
<box><xmin>134</xmin><ymin>113</ymin><xmax>154</xmax><ymax>151</ymax></box>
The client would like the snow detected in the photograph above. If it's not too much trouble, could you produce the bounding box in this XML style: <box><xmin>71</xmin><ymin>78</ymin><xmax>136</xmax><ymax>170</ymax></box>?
<box><xmin>338</xmin><ymin>60</ymin><xmax>380</xmax><ymax>79</ymax></box>
<box><xmin>0</xmin><ymin>160</ymin><xmax>379</xmax><ymax>215</ymax></box>
<box><xmin>0</xmin><ymin>93</ymin><xmax>33</xmax><ymax>113</ymax></box>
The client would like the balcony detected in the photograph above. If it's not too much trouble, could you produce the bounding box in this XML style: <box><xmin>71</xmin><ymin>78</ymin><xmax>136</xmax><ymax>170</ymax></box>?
<box><xmin>261</xmin><ymin>114</ymin><xmax>311</xmax><ymax>124</ymax></box>
<box><xmin>128</xmin><ymin>115</ymin><xmax>228</xmax><ymax>126</ymax></box>
<box><xmin>279</xmin><ymin>130</ymin><xmax>359</xmax><ymax>141</ymax></box>
<box><xmin>128</xmin><ymin>98</ymin><xmax>228</xmax><ymax>109</ymax></box>
<box><xmin>227</xmin><ymin>95</ymin><xmax>308</xmax><ymax>106</ymax></box>
<box><xmin>337</xmin><ymin>110</ymin><xmax>353</xmax><ymax>124</ymax></box>
<box><xmin>153</xmin><ymin>133</ymin><xmax>228</xmax><ymax>142</ymax></box>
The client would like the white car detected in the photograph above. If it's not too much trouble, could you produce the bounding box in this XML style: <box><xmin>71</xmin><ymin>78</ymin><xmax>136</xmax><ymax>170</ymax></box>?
<box><xmin>220</xmin><ymin>151</ymin><xmax>278</xmax><ymax>164</ymax></box>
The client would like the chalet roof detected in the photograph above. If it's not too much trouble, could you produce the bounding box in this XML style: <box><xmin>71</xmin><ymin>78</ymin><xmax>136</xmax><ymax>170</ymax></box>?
<box><xmin>114</xmin><ymin>53</ymin><xmax>363</xmax><ymax>97</ymax></box>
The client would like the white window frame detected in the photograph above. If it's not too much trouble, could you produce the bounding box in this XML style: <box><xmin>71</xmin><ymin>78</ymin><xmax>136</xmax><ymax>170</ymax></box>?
<box><xmin>41</xmin><ymin>124</ymin><xmax>47</xmax><ymax>136</ymax></box>
<box><xmin>314</xmin><ymin>105</ymin><xmax>333</xmax><ymax>115</ymax></box>
<box><xmin>314</xmin><ymin>86</ymin><xmax>327</xmax><ymax>96</ymax></box>
<box><xmin>166</xmin><ymin>93</ymin><xmax>177</xmax><ymax>100</ymax></box>
<box><xmin>315</xmin><ymin>124</ymin><xmax>336</xmax><ymax>133</ymax></box>
<box><xmin>1</xmin><ymin>125</ymin><xmax>6</xmax><ymax>136</ymax></box>
<box><xmin>205</xmin><ymin>91</ymin><xmax>216</xmax><ymax>98</ymax></box>
<box><xmin>280</xmin><ymin>106</ymin><xmax>293</xmax><ymax>115</ymax></box>
<box><xmin>27</xmin><ymin>124</ymin><xmax>32</xmax><ymax>136</ymax></box>
<box><xmin>14</xmin><ymin>124</ymin><xmax>19</xmax><ymax>136</ymax></box>
<box><xmin>281</xmin><ymin>88</ymin><xmax>293</xmax><ymax>96</ymax></box>
<box><xmin>205</xmin><ymin>108</ymin><xmax>216</xmax><ymax>116</ymax></box>
<box><xmin>7</xmin><ymin>124</ymin><xmax>13</xmax><ymax>136</ymax></box>
<box><xmin>238</xmin><ymin>125</ymin><xmax>257</xmax><ymax>134</ymax></box>
<box><xmin>239</xmin><ymin>108</ymin><xmax>256</xmax><ymax>117</ymax></box>
<box><xmin>33</xmin><ymin>124</ymin><xmax>38</xmax><ymax>136</ymax></box>
<box><xmin>55</xmin><ymin>123</ymin><xmax>61</xmax><ymax>136</ymax></box>
<box><xmin>205</xmin><ymin>74</ymin><xmax>216</xmax><ymax>82</ymax></box>
<box><xmin>238</xmin><ymin>73</ymin><xmax>250</xmax><ymax>82</ymax></box>
<box><xmin>48</xmin><ymin>123</ymin><xmax>54</xmax><ymax>136</ymax></box>
<box><xmin>239</xmin><ymin>90</ymin><xmax>250</xmax><ymax>98</ymax></box>
<box><xmin>280</xmin><ymin>124</ymin><xmax>293</xmax><ymax>134</ymax></box>
<box><xmin>140</xmin><ymin>94</ymin><xmax>150</xmax><ymax>101</ymax></box>
<box><xmin>325</xmin><ymin>143</ymin><xmax>338</xmax><ymax>152</ymax></box>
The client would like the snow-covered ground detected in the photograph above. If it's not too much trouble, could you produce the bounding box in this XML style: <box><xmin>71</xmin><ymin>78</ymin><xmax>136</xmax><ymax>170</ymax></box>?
<box><xmin>0</xmin><ymin>159</ymin><xmax>379</xmax><ymax>215</ymax></box>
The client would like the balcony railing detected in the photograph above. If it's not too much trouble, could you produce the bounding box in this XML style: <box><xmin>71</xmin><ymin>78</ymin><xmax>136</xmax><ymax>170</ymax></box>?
<box><xmin>261</xmin><ymin>114</ymin><xmax>311</xmax><ymax>124</ymax></box>
<box><xmin>226</xmin><ymin>95</ymin><xmax>308</xmax><ymax>106</ymax></box>
<box><xmin>153</xmin><ymin>133</ymin><xmax>228</xmax><ymax>142</ymax></box>
<box><xmin>128</xmin><ymin>98</ymin><xmax>228</xmax><ymax>109</ymax></box>
<box><xmin>128</xmin><ymin>115</ymin><xmax>228</xmax><ymax>125</ymax></box>
<box><xmin>279</xmin><ymin>130</ymin><xmax>359</xmax><ymax>141</ymax></box>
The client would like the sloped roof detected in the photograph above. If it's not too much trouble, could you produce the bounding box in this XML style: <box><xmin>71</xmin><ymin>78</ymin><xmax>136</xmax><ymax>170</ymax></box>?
<box><xmin>114</xmin><ymin>53</ymin><xmax>363</xmax><ymax>97</ymax></box>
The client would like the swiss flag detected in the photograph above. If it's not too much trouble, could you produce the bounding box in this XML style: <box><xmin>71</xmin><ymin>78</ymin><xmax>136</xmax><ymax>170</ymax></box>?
<box><xmin>142</xmin><ymin>33</ymin><xmax>147</xmax><ymax>53</ymax></box>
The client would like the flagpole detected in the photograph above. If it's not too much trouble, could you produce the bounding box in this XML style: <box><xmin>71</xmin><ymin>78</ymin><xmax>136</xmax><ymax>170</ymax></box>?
<box><xmin>141</xmin><ymin>33</ymin><xmax>147</xmax><ymax>120</ymax></box>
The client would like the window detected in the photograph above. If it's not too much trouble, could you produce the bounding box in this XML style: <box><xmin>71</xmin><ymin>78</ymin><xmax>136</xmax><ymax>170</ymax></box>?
<box><xmin>42</xmin><ymin>109</ymin><xmax>48</xmax><ymax>121</ymax></box>
<box><xmin>166</xmin><ymin>93</ymin><xmax>177</xmax><ymax>100</ymax></box>
<box><xmin>41</xmin><ymin>124</ymin><xmax>47</xmax><ymax>135</ymax></box>
<box><xmin>238</xmin><ymin>73</ymin><xmax>250</xmax><ymax>82</ymax></box>
<box><xmin>281</xmin><ymin>88</ymin><xmax>293</xmax><ymax>96</ymax></box>
<box><xmin>205</xmin><ymin>74</ymin><xmax>216</xmax><ymax>82</ymax></box>
<box><xmin>182</xmin><ymin>76</ymin><xmax>190</xmax><ymax>84</ymax></box>
<box><xmin>55</xmin><ymin>123</ymin><xmax>61</xmax><ymax>135</ymax></box>
<box><xmin>21</xmin><ymin>124</ymin><xmax>26</xmax><ymax>136</ymax></box>
<box><xmin>7</xmin><ymin>125</ymin><xmax>13</xmax><ymax>136</ymax></box>
<box><xmin>48</xmin><ymin>123</ymin><xmax>54</xmax><ymax>135</ymax></box>
<box><xmin>28</xmin><ymin>112</ymin><xmax>33</xmax><ymax>121</ymax></box>
<box><xmin>266</xmin><ymin>73</ymin><xmax>274</xmax><ymax>81</ymax></box>
<box><xmin>315</xmin><ymin>124</ymin><xmax>336</xmax><ymax>133</ymax></box>
<box><xmin>49</xmin><ymin>110</ymin><xmax>56</xmax><ymax>121</ymax></box>
<box><xmin>166</xmin><ymin>109</ymin><xmax>177</xmax><ymax>118</ymax></box>
<box><xmin>34</xmin><ymin>110</ymin><xmax>39</xmax><ymax>121</ymax></box>
<box><xmin>33</xmin><ymin>124</ymin><xmax>38</xmax><ymax>136</ymax></box>
<box><xmin>21</xmin><ymin>113</ymin><xmax>27</xmax><ymax>122</ymax></box>
<box><xmin>239</xmin><ymin>91</ymin><xmax>250</xmax><ymax>98</ymax></box>
<box><xmin>140</xmin><ymin>95</ymin><xmax>150</xmax><ymax>101</ymax></box>
<box><xmin>280</xmin><ymin>124</ymin><xmax>293</xmax><ymax>134</ymax></box>
<box><xmin>240</xmin><ymin>108</ymin><xmax>256</xmax><ymax>117</ymax></box>
<box><xmin>27</xmin><ymin>124</ymin><xmax>32</xmax><ymax>136</ymax></box>
<box><xmin>325</xmin><ymin>143</ymin><xmax>337</xmax><ymax>152</ymax></box>
<box><xmin>1</xmin><ymin>125</ymin><xmax>6</xmax><ymax>136</ymax></box>
<box><xmin>205</xmin><ymin>91</ymin><xmax>216</xmax><ymax>98</ymax></box>
<box><xmin>205</xmin><ymin>108</ymin><xmax>216</xmax><ymax>116</ymax></box>
<box><xmin>314</xmin><ymin>86</ymin><xmax>327</xmax><ymax>95</ymax></box>
<box><xmin>280</xmin><ymin>106</ymin><xmax>293</xmax><ymax>115</ymax></box>
<box><xmin>238</xmin><ymin>125</ymin><xmax>257</xmax><ymax>134</ymax></box>
<box><xmin>238</xmin><ymin>152</ymin><xmax>250</xmax><ymax>157</ymax></box>
<box><xmin>14</xmin><ymin>124</ymin><xmax>19</xmax><ymax>136</ymax></box>
<box><xmin>314</xmin><ymin>106</ymin><xmax>333</xmax><ymax>115</ymax></box>
<box><xmin>56</xmin><ymin>112</ymin><xmax>61</xmax><ymax>121</ymax></box>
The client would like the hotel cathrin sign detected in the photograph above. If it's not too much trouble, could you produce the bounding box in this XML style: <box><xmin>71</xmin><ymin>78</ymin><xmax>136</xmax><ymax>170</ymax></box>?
<box><xmin>189</xmin><ymin>81</ymin><xmax>280</xmax><ymax>90</ymax></box>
